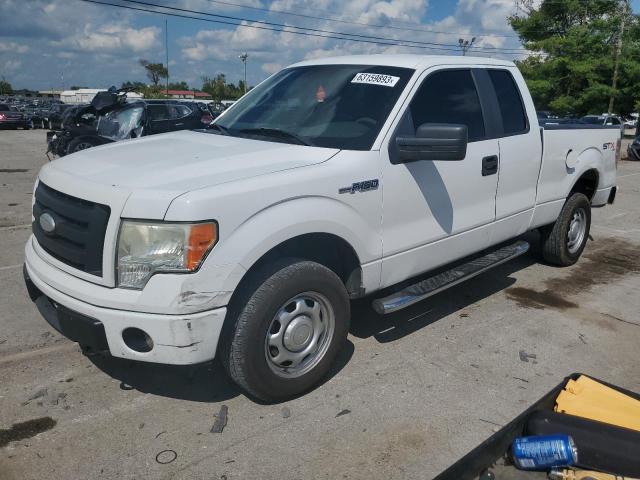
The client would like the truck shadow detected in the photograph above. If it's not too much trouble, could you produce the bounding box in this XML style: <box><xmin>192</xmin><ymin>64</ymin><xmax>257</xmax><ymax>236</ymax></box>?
<box><xmin>88</xmin><ymin>340</ymin><xmax>354</xmax><ymax>404</ymax></box>
<box><xmin>350</xmin><ymin>233</ymin><xmax>540</xmax><ymax>343</ymax></box>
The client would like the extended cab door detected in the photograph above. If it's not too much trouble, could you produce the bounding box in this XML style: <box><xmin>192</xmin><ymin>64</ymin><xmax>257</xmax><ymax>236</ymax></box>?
<box><xmin>379</xmin><ymin>68</ymin><xmax>500</xmax><ymax>288</ymax></box>
<box><xmin>483</xmin><ymin>68</ymin><xmax>542</xmax><ymax>242</ymax></box>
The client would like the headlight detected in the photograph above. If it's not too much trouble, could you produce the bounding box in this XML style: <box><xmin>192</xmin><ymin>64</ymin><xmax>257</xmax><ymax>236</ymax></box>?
<box><xmin>117</xmin><ymin>220</ymin><xmax>218</xmax><ymax>289</ymax></box>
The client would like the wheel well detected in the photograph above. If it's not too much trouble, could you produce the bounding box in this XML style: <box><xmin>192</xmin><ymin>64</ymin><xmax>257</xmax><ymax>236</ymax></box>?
<box><xmin>236</xmin><ymin>233</ymin><xmax>363</xmax><ymax>300</ymax></box>
<box><xmin>569</xmin><ymin>169</ymin><xmax>599</xmax><ymax>201</ymax></box>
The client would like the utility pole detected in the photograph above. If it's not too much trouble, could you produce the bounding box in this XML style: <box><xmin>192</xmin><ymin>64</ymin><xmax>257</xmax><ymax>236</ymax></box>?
<box><xmin>165</xmin><ymin>18</ymin><xmax>170</xmax><ymax>98</ymax></box>
<box><xmin>608</xmin><ymin>0</ymin><xmax>628</xmax><ymax>115</ymax></box>
<box><xmin>458</xmin><ymin>37</ymin><xmax>476</xmax><ymax>56</ymax></box>
<box><xmin>239</xmin><ymin>52</ymin><xmax>248</xmax><ymax>94</ymax></box>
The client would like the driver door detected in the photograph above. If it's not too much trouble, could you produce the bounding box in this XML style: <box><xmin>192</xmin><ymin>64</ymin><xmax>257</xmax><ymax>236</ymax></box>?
<box><xmin>380</xmin><ymin>68</ymin><xmax>499</xmax><ymax>288</ymax></box>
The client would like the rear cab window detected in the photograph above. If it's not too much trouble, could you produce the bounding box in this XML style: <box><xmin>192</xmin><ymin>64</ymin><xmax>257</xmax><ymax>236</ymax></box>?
<box><xmin>486</xmin><ymin>69</ymin><xmax>528</xmax><ymax>135</ymax></box>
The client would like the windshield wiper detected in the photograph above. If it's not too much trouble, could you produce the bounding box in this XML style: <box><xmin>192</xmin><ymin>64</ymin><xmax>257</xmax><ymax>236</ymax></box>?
<box><xmin>209</xmin><ymin>123</ymin><xmax>231</xmax><ymax>136</ymax></box>
<box><xmin>239</xmin><ymin>127</ymin><xmax>314</xmax><ymax>146</ymax></box>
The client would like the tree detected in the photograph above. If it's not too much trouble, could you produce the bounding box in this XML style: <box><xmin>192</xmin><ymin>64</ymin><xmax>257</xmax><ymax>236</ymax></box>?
<box><xmin>201</xmin><ymin>74</ymin><xmax>246</xmax><ymax>101</ymax></box>
<box><xmin>0</xmin><ymin>78</ymin><xmax>12</xmax><ymax>95</ymax></box>
<box><xmin>139</xmin><ymin>59</ymin><xmax>168</xmax><ymax>86</ymax></box>
<box><xmin>121</xmin><ymin>81</ymin><xmax>147</xmax><ymax>90</ymax></box>
<box><xmin>510</xmin><ymin>0</ymin><xmax>640</xmax><ymax>116</ymax></box>
<box><xmin>167</xmin><ymin>81</ymin><xmax>189</xmax><ymax>91</ymax></box>
<box><xmin>70</xmin><ymin>85</ymin><xmax>88</xmax><ymax>90</ymax></box>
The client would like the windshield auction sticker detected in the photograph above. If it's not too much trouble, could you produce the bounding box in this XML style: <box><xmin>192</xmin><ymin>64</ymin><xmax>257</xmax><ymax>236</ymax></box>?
<box><xmin>351</xmin><ymin>73</ymin><xmax>400</xmax><ymax>87</ymax></box>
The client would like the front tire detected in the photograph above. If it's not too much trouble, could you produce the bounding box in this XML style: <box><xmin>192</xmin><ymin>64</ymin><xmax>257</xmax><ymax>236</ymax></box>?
<box><xmin>220</xmin><ymin>259</ymin><xmax>350</xmax><ymax>402</ymax></box>
<box><xmin>66</xmin><ymin>138</ymin><xmax>96</xmax><ymax>154</ymax></box>
<box><xmin>540</xmin><ymin>192</ymin><xmax>591</xmax><ymax>266</ymax></box>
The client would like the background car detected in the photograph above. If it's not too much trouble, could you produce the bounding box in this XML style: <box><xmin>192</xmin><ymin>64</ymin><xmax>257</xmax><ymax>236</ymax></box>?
<box><xmin>23</xmin><ymin>106</ymin><xmax>47</xmax><ymax>129</ymax></box>
<box><xmin>628</xmin><ymin>136</ymin><xmax>640</xmax><ymax>161</ymax></box>
<box><xmin>580</xmin><ymin>114</ymin><xmax>625</xmax><ymax>134</ymax></box>
<box><xmin>48</xmin><ymin>99</ymin><xmax>216</xmax><ymax>156</ymax></box>
<box><xmin>43</xmin><ymin>103</ymin><xmax>74</xmax><ymax>130</ymax></box>
<box><xmin>0</xmin><ymin>103</ymin><xmax>30</xmax><ymax>129</ymax></box>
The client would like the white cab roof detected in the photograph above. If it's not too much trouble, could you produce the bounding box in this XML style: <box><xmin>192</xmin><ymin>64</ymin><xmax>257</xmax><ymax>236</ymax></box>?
<box><xmin>291</xmin><ymin>54</ymin><xmax>515</xmax><ymax>70</ymax></box>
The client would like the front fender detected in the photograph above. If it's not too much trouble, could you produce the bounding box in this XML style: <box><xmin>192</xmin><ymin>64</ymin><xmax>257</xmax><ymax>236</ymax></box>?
<box><xmin>196</xmin><ymin>196</ymin><xmax>381</xmax><ymax>297</ymax></box>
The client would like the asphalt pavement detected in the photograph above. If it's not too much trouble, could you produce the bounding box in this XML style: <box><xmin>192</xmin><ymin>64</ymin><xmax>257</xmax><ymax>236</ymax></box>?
<box><xmin>1</xmin><ymin>129</ymin><xmax>639</xmax><ymax>480</ymax></box>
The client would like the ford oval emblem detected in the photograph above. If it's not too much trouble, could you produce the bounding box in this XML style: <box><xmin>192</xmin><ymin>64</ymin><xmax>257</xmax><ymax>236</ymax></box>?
<box><xmin>39</xmin><ymin>212</ymin><xmax>56</xmax><ymax>234</ymax></box>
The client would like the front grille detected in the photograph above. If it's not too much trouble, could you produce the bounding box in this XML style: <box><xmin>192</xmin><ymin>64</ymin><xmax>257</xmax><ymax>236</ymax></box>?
<box><xmin>33</xmin><ymin>182</ymin><xmax>110</xmax><ymax>276</ymax></box>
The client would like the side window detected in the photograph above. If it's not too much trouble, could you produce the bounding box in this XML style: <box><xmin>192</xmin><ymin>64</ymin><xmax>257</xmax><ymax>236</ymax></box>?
<box><xmin>487</xmin><ymin>70</ymin><xmax>527</xmax><ymax>135</ymax></box>
<box><xmin>168</xmin><ymin>104</ymin><xmax>192</xmax><ymax>119</ymax></box>
<box><xmin>408</xmin><ymin>69</ymin><xmax>486</xmax><ymax>142</ymax></box>
<box><xmin>148</xmin><ymin>105</ymin><xmax>169</xmax><ymax>121</ymax></box>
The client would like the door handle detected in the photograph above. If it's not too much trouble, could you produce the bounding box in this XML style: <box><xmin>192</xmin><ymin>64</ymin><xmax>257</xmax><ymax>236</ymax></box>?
<box><xmin>482</xmin><ymin>155</ymin><xmax>498</xmax><ymax>176</ymax></box>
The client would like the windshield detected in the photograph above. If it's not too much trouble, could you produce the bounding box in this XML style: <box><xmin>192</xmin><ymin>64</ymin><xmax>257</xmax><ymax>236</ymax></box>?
<box><xmin>97</xmin><ymin>106</ymin><xmax>144</xmax><ymax>140</ymax></box>
<box><xmin>215</xmin><ymin>64</ymin><xmax>414</xmax><ymax>150</ymax></box>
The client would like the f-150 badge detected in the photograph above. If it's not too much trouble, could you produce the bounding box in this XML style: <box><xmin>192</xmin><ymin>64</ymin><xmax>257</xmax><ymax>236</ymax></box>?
<box><xmin>339</xmin><ymin>179</ymin><xmax>379</xmax><ymax>194</ymax></box>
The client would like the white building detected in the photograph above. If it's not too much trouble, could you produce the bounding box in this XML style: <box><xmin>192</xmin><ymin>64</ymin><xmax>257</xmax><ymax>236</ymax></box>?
<box><xmin>60</xmin><ymin>89</ymin><xmax>143</xmax><ymax>104</ymax></box>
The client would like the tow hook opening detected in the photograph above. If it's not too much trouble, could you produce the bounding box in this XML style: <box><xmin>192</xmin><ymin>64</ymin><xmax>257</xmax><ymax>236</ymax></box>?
<box><xmin>122</xmin><ymin>327</ymin><xmax>154</xmax><ymax>353</ymax></box>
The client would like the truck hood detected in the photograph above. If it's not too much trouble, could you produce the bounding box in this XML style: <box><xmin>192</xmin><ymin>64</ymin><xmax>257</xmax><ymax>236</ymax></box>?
<box><xmin>42</xmin><ymin>130</ymin><xmax>339</xmax><ymax>218</ymax></box>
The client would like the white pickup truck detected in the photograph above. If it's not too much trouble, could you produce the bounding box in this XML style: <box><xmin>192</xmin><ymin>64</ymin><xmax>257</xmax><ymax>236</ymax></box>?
<box><xmin>24</xmin><ymin>55</ymin><xmax>619</xmax><ymax>401</ymax></box>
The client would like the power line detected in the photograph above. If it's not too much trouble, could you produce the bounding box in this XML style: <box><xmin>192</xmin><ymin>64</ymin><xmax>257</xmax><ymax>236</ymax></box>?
<box><xmin>201</xmin><ymin>0</ymin><xmax>524</xmax><ymax>39</ymax></box>
<box><xmin>79</xmin><ymin>0</ymin><xmax>534</xmax><ymax>55</ymax></box>
<box><xmin>201</xmin><ymin>0</ymin><xmax>633</xmax><ymax>39</ymax></box>
<box><xmin>116</xmin><ymin>0</ymin><xmax>532</xmax><ymax>54</ymax></box>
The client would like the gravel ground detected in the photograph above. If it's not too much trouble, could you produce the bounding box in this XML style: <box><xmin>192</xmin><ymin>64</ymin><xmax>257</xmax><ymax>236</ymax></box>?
<box><xmin>1</xmin><ymin>129</ymin><xmax>639</xmax><ymax>480</ymax></box>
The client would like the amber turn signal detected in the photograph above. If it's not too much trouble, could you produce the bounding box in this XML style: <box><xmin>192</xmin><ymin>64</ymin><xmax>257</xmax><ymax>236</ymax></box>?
<box><xmin>186</xmin><ymin>223</ymin><xmax>218</xmax><ymax>270</ymax></box>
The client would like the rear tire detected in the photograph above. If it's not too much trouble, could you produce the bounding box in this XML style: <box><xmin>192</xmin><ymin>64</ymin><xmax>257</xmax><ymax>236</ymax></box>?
<box><xmin>220</xmin><ymin>258</ymin><xmax>350</xmax><ymax>402</ymax></box>
<box><xmin>540</xmin><ymin>192</ymin><xmax>591</xmax><ymax>266</ymax></box>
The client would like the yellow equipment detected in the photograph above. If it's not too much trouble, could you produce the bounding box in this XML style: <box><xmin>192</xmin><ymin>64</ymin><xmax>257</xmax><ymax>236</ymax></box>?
<box><xmin>549</xmin><ymin>468</ymin><xmax>639</xmax><ymax>480</ymax></box>
<box><xmin>555</xmin><ymin>375</ymin><xmax>640</xmax><ymax>432</ymax></box>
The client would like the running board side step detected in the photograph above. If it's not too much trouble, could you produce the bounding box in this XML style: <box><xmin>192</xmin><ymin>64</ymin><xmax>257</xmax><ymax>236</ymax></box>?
<box><xmin>372</xmin><ymin>240</ymin><xmax>530</xmax><ymax>315</ymax></box>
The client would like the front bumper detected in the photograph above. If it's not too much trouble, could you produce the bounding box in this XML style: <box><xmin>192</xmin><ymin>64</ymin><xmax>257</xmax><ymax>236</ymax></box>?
<box><xmin>24</xmin><ymin>261</ymin><xmax>227</xmax><ymax>365</ymax></box>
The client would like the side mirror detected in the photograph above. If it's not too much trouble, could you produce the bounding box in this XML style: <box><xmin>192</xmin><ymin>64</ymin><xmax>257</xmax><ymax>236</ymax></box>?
<box><xmin>394</xmin><ymin>123</ymin><xmax>468</xmax><ymax>163</ymax></box>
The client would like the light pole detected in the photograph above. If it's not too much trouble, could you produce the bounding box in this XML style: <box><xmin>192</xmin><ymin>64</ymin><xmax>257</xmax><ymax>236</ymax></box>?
<box><xmin>458</xmin><ymin>37</ymin><xmax>476</xmax><ymax>56</ymax></box>
<box><xmin>165</xmin><ymin>18</ymin><xmax>170</xmax><ymax>98</ymax></box>
<box><xmin>239</xmin><ymin>52</ymin><xmax>248</xmax><ymax>95</ymax></box>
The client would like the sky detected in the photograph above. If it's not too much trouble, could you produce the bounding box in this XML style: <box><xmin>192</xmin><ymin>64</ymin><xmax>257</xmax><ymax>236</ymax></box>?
<box><xmin>0</xmin><ymin>0</ymin><xmax>638</xmax><ymax>91</ymax></box>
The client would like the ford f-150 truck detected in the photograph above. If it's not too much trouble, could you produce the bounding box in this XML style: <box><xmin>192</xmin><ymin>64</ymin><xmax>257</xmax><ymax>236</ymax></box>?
<box><xmin>24</xmin><ymin>55</ymin><xmax>619</xmax><ymax>401</ymax></box>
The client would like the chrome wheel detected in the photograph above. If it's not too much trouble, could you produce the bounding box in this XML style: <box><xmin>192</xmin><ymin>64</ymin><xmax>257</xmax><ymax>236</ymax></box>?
<box><xmin>567</xmin><ymin>208</ymin><xmax>587</xmax><ymax>254</ymax></box>
<box><xmin>265</xmin><ymin>292</ymin><xmax>335</xmax><ymax>378</ymax></box>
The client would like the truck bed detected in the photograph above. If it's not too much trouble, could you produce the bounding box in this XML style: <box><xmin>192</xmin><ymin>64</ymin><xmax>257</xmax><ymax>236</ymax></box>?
<box><xmin>536</xmin><ymin>124</ymin><xmax>619</xmax><ymax>207</ymax></box>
